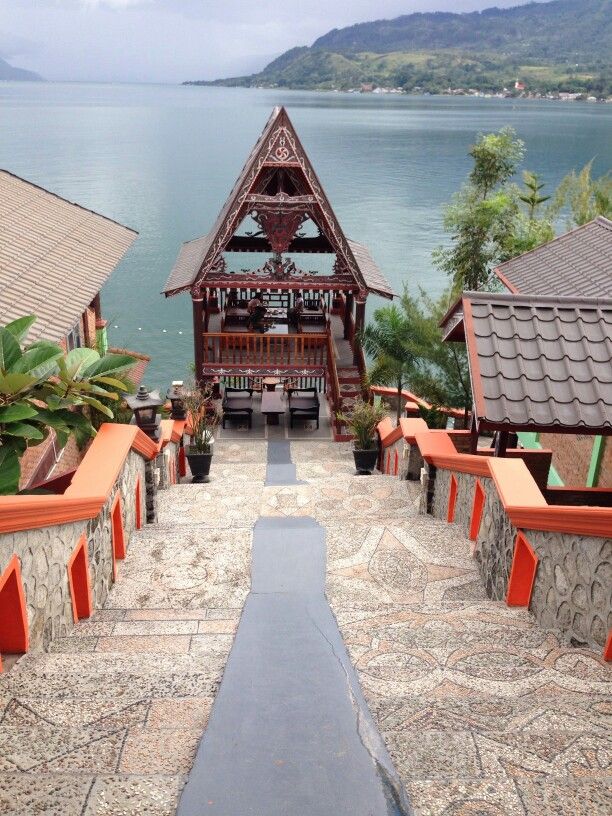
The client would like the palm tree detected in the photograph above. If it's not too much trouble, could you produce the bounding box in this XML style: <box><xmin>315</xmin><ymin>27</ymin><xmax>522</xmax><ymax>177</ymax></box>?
<box><xmin>360</xmin><ymin>304</ymin><xmax>414</xmax><ymax>424</ymax></box>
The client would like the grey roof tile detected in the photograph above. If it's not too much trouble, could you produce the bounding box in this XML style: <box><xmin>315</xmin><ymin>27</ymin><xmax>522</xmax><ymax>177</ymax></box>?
<box><xmin>495</xmin><ymin>216</ymin><xmax>612</xmax><ymax>298</ymax></box>
<box><xmin>464</xmin><ymin>292</ymin><xmax>612</xmax><ymax>432</ymax></box>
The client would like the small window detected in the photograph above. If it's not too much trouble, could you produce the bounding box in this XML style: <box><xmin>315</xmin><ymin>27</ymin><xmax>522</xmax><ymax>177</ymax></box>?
<box><xmin>66</xmin><ymin>322</ymin><xmax>82</xmax><ymax>351</ymax></box>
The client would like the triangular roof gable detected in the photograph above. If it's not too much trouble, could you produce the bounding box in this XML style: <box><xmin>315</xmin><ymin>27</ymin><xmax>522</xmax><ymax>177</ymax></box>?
<box><xmin>165</xmin><ymin>107</ymin><xmax>372</xmax><ymax>297</ymax></box>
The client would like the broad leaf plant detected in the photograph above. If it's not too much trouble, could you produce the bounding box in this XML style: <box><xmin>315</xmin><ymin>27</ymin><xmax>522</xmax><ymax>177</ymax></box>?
<box><xmin>0</xmin><ymin>315</ymin><xmax>135</xmax><ymax>495</ymax></box>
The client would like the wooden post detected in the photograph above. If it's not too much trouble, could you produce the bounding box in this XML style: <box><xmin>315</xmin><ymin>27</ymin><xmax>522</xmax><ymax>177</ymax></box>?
<box><xmin>469</xmin><ymin>409</ymin><xmax>479</xmax><ymax>454</ymax></box>
<box><xmin>343</xmin><ymin>292</ymin><xmax>353</xmax><ymax>340</ymax></box>
<box><xmin>353</xmin><ymin>299</ymin><xmax>366</xmax><ymax>365</ymax></box>
<box><xmin>494</xmin><ymin>430</ymin><xmax>509</xmax><ymax>458</ymax></box>
<box><xmin>192</xmin><ymin>295</ymin><xmax>204</xmax><ymax>384</ymax></box>
<box><xmin>203</xmin><ymin>288</ymin><xmax>210</xmax><ymax>333</ymax></box>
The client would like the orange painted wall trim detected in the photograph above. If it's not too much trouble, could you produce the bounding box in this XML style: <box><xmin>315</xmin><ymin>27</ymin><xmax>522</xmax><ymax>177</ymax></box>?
<box><xmin>506</xmin><ymin>532</ymin><xmax>538</xmax><ymax>607</ymax></box>
<box><xmin>111</xmin><ymin>493</ymin><xmax>126</xmax><ymax>560</ymax></box>
<box><xmin>448</xmin><ymin>475</ymin><xmax>458</xmax><ymax>523</ymax></box>
<box><xmin>0</xmin><ymin>423</ymin><xmax>157</xmax><ymax>535</ymax></box>
<box><xmin>67</xmin><ymin>534</ymin><xmax>93</xmax><ymax>622</ymax></box>
<box><xmin>67</xmin><ymin>424</ymin><xmax>154</xmax><ymax>499</ymax></box>
<box><xmin>0</xmin><ymin>555</ymin><xmax>29</xmax><ymax>672</ymax></box>
<box><xmin>604</xmin><ymin>630</ymin><xmax>612</xmax><ymax>662</ymax></box>
<box><xmin>489</xmin><ymin>458</ymin><xmax>612</xmax><ymax>538</ymax></box>
<box><xmin>400</xmin><ymin>417</ymin><xmax>428</xmax><ymax>444</ymax></box>
<box><xmin>376</xmin><ymin>417</ymin><xmax>394</xmax><ymax>444</ymax></box>
<box><xmin>370</xmin><ymin>385</ymin><xmax>464</xmax><ymax>419</ymax></box>
<box><xmin>415</xmin><ymin>431</ymin><xmax>491</xmax><ymax>477</ymax></box>
<box><xmin>0</xmin><ymin>495</ymin><xmax>105</xmax><ymax>534</ymax></box>
<box><xmin>470</xmin><ymin>480</ymin><xmax>485</xmax><ymax>541</ymax></box>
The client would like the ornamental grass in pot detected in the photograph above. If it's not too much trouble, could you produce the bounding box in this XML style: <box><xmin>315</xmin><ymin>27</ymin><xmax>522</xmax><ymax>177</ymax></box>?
<box><xmin>337</xmin><ymin>399</ymin><xmax>386</xmax><ymax>475</ymax></box>
<box><xmin>183</xmin><ymin>383</ymin><xmax>219</xmax><ymax>483</ymax></box>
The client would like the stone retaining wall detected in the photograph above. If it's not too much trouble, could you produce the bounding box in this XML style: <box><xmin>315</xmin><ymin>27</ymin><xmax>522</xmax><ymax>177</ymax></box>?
<box><xmin>0</xmin><ymin>450</ymin><xmax>147</xmax><ymax>652</ymax></box>
<box><xmin>422</xmin><ymin>462</ymin><xmax>612</xmax><ymax>652</ymax></box>
<box><xmin>0</xmin><ymin>427</ymin><xmax>187</xmax><ymax>659</ymax></box>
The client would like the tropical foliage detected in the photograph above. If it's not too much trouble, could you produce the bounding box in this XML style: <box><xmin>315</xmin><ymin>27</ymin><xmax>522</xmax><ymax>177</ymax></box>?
<box><xmin>401</xmin><ymin>289</ymin><xmax>472</xmax><ymax>421</ymax></box>
<box><xmin>182</xmin><ymin>382</ymin><xmax>219</xmax><ymax>453</ymax></box>
<box><xmin>434</xmin><ymin>128</ymin><xmax>612</xmax><ymax>290</ymax></box>
<box><xmin>337</xmin><ymin>399</ymin><xmax>386</xmax><ymax>451</ymax></box>
<box><xmin>0</xmin><ymin>315</ymin><xmax>136</xmax><ymax>495</ymax></box>
<box><xmin>549</xmin><ymin>161</ymin><xmax>612</xmax><ymax>227</ymax></box>
<box><xmin>360</xmin><ymin>305</ymin><xmax>415</xmax><ymax>423</ymax></box>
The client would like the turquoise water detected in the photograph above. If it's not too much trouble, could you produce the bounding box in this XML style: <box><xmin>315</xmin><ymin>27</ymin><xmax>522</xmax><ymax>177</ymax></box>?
<box><xmin>1</xmin><ymin>82</ymin><xmax>610</xmax><ymax>387</ymax></box>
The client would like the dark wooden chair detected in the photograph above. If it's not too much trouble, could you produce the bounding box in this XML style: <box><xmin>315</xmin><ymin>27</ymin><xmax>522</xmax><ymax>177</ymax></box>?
<box><xmin>288</xmin><ymin>388</ymin><xmax>320</xmax><ymax>429</ymax></box>
<box><xmin>222</xmin><ymin>387</ymin><xmax>254</xmax><ymax>428</ymax></box>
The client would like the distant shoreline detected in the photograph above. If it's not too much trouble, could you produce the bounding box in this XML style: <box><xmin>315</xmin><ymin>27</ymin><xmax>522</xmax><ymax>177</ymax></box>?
<box><xmin>183</xmin><ymin>84</ymin><xmax>612</xmax><ymax>103</ymax></box>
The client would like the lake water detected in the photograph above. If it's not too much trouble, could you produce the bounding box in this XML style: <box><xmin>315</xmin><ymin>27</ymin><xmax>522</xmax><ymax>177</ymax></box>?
<box><xmin>1</xmin><ymin>82</ymin><xmax>610</xmax><ymax>387</ymax></box>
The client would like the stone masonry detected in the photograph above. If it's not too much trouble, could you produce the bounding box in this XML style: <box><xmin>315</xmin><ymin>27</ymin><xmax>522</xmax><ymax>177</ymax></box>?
<box><xmin>0</xmin><ymin>449</ymin><xmax>148</xmax><ymax>653</ymax></box>
<box><xmin>425</xmin><ymin>461</ymin><xmax>612</xmax><ymax>652</ymax></box>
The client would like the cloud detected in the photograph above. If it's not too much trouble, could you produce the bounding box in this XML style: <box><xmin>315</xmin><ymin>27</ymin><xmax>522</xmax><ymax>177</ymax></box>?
<box><xmin>79</xmin><ymin>0</ymin><xmax>151</xmax><ymax>7</ymax></box>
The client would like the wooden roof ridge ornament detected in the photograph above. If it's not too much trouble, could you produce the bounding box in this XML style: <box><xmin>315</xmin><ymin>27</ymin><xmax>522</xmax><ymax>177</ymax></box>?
<box><xmin>163</xmin><ymin>106</ymin><xmax>393</xmax><ymax>300</ymax></box>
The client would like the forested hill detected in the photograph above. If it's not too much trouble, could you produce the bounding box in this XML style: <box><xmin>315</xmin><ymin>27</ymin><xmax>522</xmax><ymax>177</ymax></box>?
<box><xmin>312</xmin><ymin>0</ymin><xmax>610</xmax><ymax>61</ymax></box>
<box><xmin>186</xmin><ymin>0</ymin><xmax>612</xmax><ymax>95</ymax></box>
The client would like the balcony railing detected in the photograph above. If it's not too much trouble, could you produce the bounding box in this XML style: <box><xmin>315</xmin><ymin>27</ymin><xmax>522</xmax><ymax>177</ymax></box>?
<box><xmin>202</xmin><ymin>332</ymin><xmax>328</xmax><ymax>369</ymax></box>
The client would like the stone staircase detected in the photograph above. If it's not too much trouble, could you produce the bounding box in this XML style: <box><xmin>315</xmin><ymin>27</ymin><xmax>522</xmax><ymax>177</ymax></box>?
<box><xmin>0</xmin><ymin>440</ymin><xmax>609</xmax><ymax>816</ymax></box>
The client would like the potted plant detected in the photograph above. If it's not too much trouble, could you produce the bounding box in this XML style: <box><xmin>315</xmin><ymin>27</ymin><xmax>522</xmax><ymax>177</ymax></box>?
<box><xmin>183</xmin><ymin>383</ymin><xmax>219</xmax><ymax>483</ymax></box>
<box><xmin>337</xmin><ymin>398</ymin><xmax>386</xmax><ymax>475</ymax></box>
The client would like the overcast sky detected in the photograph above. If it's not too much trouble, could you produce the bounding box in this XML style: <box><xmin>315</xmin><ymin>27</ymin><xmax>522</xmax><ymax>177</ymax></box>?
<box><xmin>1</xmin><ymin>0</ymin><xmax>547</xmax><ymax>84</ymax></box>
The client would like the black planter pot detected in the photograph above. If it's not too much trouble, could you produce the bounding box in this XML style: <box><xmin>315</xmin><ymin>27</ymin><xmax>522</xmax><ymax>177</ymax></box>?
<box><xmin>186</xmin><ymin>448</ymin><xmax>213</xmax><ymax>483</ymax></box>
<box><xmin>353</xmin><ymin>448</ymin><xmax>379</xmax><ymax>475</ymax></box>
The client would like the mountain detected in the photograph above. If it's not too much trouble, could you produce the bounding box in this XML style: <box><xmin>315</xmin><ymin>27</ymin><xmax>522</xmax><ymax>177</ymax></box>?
<box><xmin>186</xmin><ymin>0</ymin><xmax>611</xmax><ymax>95</ymax></box>
<box><xmin>0</xmin><ymin>56</ymin><xmax>43</xmax><ymax>82</ymax></box>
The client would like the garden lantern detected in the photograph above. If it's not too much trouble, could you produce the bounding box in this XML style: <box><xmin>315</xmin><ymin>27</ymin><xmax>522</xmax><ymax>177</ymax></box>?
<box><xmin>126</xmin><ymin>385</ymin><xmax>163</xmax><ymax>439</ymax></box>
<box><xmin>167</xmin><ymin>381</ymin><xmax>186</xmax><ymax>420</ymax></box>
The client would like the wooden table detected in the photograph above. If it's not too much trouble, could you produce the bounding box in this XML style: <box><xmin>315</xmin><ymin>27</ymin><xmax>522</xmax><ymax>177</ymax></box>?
<box><xmin>263</xmin><ymin>323</ymin><xmax>289</xmax><ymax>336</ymax></box>
<box><xmin>261</xmin><ymin>390</ymin><xmax>285</xmax><ymax>425</ymax></box>
<box><xmin>262</xmin><ymin>377</ymin><xmax>281</xmax><ymax>392</ymax></box>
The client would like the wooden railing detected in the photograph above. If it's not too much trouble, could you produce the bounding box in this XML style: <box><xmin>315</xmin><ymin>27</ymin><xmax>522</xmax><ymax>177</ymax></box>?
<box><xmin>202</xmin><ymin>332</ymin><xmax>328</xmax><ymax>368</ymax></box>
<box><xmin>325</xmin><ymin>333</ymin><xmax>343</xmax><ymax>433</ymax></box>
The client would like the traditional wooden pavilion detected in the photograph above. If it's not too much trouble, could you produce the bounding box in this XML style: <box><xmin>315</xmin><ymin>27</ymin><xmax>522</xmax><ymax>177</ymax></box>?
<box><xmin>163</xmin><ymin>106</ymin><xmax>393</xmax><ymax>412</ymax></box>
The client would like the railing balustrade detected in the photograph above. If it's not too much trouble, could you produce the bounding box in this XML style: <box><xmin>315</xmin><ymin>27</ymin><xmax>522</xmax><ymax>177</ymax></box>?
<box><xmin>202</xmin><ymin>332</ymin><xmax>328</xmax><ymax>368</ymax></box>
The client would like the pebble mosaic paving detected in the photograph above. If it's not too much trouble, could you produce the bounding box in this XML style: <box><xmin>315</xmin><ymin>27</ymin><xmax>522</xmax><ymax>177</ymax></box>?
<box><xmin>0</xmin><ymin>440</ymin><xmax>610</xmax><ymax>815</ymax></box>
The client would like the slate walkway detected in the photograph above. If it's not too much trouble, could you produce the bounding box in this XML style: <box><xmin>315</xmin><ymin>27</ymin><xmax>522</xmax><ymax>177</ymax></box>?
<box><xmin>0</xmin><ymin>439</ymin><xmax>610</xmax><ymax>815</ymax></box>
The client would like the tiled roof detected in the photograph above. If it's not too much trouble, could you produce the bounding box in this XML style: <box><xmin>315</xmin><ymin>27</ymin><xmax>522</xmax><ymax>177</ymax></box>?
<box><xmin>494</xmin><ymin>216</ymin><xmax>612</xmax><ymax>298</ymax></box>
<box><xmin>163</xmin><ymin>233</ymin><xmax>213</xmax><ymax>296</ymax></box>
<box><xmin>0</xmin><ymin>169</ymin><xmax>137</xmax><ymax>343</ymax></box>
<box><xmin>463</xmin><ymin>292</ymin><xmax>612</xmax><ymax>433</ymax></box>
<box><xmin>107</xmin><ymin>347</ymin><xmax>151</xmax><ymax>386</ymax></box>
<box><xmin>346</xmin><ymin>240</ymin><xmax>394</xmax><ymax>299</ymax></box>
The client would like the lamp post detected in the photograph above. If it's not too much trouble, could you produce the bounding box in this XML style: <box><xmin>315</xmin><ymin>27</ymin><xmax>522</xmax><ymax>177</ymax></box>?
<box><xmin>166</xmin><ymin>381</ymin><xmax>187</xmax><ymax>420</ymax></box>
<box><xmin>126</xmin><ymin>385</ymin><xmax>164</xmax><ymax>440</ymax></box>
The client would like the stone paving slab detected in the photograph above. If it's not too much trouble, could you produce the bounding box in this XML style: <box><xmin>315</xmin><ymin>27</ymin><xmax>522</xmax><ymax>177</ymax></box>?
<box><xmin>157</xmin><ymin>483</ymin><xmax>264</xmax><ymax>529</ymax></box>
<box><xmin>0</xmin><ymin>773</ymin><xmax>92</xmax><ymax>816</ymax></box>
<box><xmin>322</xmin><ymin>450</ymin><xmax>612</xmax><ymax>815</ymax></box>
<box><xmin>1</xmin><ymin>439</ymin><xmax>610</xmax><ymax>815</ymax></box>
<box><xmin>84</xmin><ymin>774</ymin><xmax>184</xmax><ymax>816</ymax></box>
<box><xmin>107</xmin><ymin>525</ymin><xmax>251</xmax><ymax>610</ymax></box>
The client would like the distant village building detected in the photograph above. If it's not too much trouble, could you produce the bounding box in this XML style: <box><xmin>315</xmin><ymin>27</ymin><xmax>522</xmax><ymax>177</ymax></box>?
<box><xmin>514</xmin><ymin>80</ymin><xmax>526</xmax><ymax>91</ymax></box>
<box><xmin>0</xmin><ymin>169</ymin><xmax>146</xmax><ymax>488</ymax></box>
